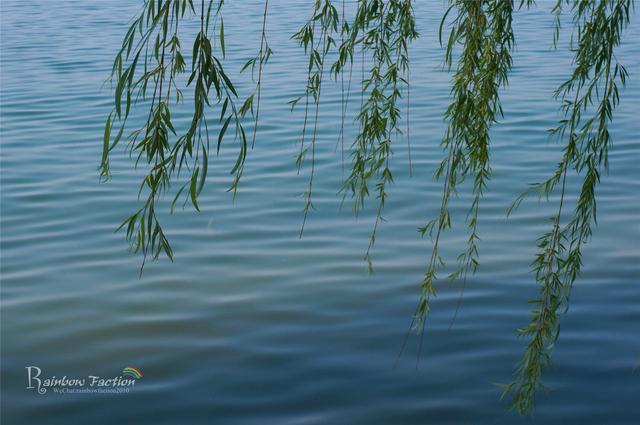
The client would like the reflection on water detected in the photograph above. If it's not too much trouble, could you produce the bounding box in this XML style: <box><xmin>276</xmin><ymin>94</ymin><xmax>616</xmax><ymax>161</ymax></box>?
<box><xmin>1</xmin><ymin>1</ymin><xmax>639</xmax><ymax>424</ymax></box>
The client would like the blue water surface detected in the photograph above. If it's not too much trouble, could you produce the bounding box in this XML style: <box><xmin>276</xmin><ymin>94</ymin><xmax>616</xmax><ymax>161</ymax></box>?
<box><xmin>1</xmin><ymin>1</ymin><xmax>639</xmax><ymax>424</ymax></box>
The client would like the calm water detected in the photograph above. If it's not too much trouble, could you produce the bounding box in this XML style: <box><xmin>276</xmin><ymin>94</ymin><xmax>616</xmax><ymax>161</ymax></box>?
<box><xmin>1</xmin><ymin>1</ymin><xmax>639</xmax><ymax>424</ymax></box>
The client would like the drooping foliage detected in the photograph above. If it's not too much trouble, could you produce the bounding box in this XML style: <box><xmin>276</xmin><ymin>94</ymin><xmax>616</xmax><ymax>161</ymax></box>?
<box><xmin>502</xmin><ymin>0</ymin><xmax>634</xmax><ymax>413</ymax></box>
<box><xmin>101</xmin><ymin>0</ymin><xmax>634</xmax><ymax>414</ymax></box>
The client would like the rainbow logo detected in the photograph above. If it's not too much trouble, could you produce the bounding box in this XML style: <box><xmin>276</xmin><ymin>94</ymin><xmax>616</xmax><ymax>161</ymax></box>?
<box><xmin>121</xmin><ymin>367</ymin><xmax>143</xmax><ymax>379</ymax></box>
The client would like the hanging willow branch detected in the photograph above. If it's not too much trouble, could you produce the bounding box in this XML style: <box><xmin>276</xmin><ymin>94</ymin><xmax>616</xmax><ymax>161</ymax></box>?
<box><xmin>414</xmin><ymin>0</ymin><xmax>517</xmax><ymax>335</ymax></box>
<box><xmin>241</xmin><ymin>0</ymin><xmax>271</xmax><ymax>150</ymax></box>
<box><xmin>503</xmin><ymin>0</ymin><xmax>634</xmax><ymax>414</ymax></box>
<box><xmin>101</xmin><ymin>0</ymin><xmax>634</xmax><ymax>414</ymax></box>
<box><xmin>332</xmin><ymin>0</ymin><xmax>417</xmax><ymax>270</ymax></box>
<box><xmin>101</xmin><ymin>0</ymin><xmax>256</xmax><ymax>269</ymax></box>
<box><xmin>291</xmin><ymin>0</ymin><xmax>339</xmax><ymax>235</ymax></box>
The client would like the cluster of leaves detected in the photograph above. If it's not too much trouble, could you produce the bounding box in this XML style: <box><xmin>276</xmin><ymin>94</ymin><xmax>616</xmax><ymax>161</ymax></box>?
<box><xmin>291</xmin><ymin>0</ymin><xmax>341</xmax><ymax>235</ymax></box>
<box><xmin>290</xmin><ymin>0</ymin><xmax>417</xmax><ymax>249</ymax></box>
<box><xmin>415</xmin><ymin>0</ymin><xmax>519</xmax><ymax>339</ymax></box>
<box><xmin>342</xmin><ymin>0</ymin><xmax>417</xmax><ymax>270</ymax></box>
<box><xmin>102</xmin><ymin>0</ymin><xmax>634</xmax><ymax>414</ymax></box>
<box><xmin>503</xmin><ymin>0</ymin><xmax>634</xmax><ymax>414</ymax></box>
<box><xmin>101</xmin><ymin>0</ymin><xmax>263</xmax><ymax>269</ymax></box>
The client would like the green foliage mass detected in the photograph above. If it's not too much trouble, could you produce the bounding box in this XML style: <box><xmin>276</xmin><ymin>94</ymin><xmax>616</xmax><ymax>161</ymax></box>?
<box><xmin>101</xmin><ymin>0</ymin><xmax>634</xmax><ymax>414</ymax></box>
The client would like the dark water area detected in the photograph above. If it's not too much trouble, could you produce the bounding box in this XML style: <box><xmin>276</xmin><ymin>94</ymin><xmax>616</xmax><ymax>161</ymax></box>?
<box><xmin>1</xmin><ymin>1</ymin><xmax>639</xmax><ymax>424</ymax></box>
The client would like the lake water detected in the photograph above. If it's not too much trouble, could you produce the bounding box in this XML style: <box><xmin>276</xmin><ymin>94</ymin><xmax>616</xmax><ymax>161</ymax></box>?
<box><xmin>1</xmin><ymin>1</ymin><xmax>639</xmax><ymax>424</ymax></box>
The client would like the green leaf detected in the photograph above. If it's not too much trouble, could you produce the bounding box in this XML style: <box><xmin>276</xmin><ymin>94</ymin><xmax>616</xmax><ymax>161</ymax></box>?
<box><xmin>218</xmin><ymin>115</ymin><xmax>231</xmax><ymax>154</ymax></box>
<box><xmin>190</xmin><ymin>167</ymin><xmax>200</xmax><ymax>212</ymax></box>
<box><xmin>198</xmin><ymin>145</ymin><xmax>208</xmax><ymax>195</ymax></box>
<box><xmin>101</xmin><ymin>113</ymin><xmax>112</xmax><ymax>167</ymax></box>
<box><xmin>220</xmin><ymin>19</ymin><xmax>225</xmax><ymax>57</ymax></box>
<box><xmin>170</xmin><ymin>185</ymin><xmax>186</xmax><ymax>214</ymax></box>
